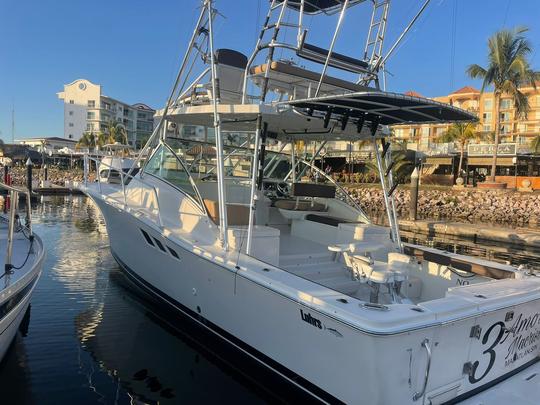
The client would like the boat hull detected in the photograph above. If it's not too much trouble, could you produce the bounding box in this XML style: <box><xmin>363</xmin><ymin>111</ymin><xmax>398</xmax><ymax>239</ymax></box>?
<box><xmin>89</xmin><ymin>193</ymin><xmax>540</xmax><ymax>405</ymax></box>
<box><xmin>0</xmin><ymin>243</ymin><xmax>43</xmax><ymax>363</ymax></box>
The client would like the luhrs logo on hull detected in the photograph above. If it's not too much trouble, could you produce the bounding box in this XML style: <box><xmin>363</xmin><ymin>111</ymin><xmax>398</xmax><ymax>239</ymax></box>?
<box><xmin>300</xmin><ymin>309</ymin><xmax>322</xmax><ymax>329</ymax></box>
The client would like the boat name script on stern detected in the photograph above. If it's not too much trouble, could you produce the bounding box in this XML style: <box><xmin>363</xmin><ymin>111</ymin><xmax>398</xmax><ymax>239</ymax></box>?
<box><xmin>469</xmin><ymin>310</ymin><xmax>540</xmax><ymax>384</ymax></box>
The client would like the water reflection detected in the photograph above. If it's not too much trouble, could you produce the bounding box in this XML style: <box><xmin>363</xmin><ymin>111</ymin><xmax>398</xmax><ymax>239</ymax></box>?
<box><xmin>1</xmin><ymin>196</ymin><xmax>269</xmax><ymax>404</ymax></box>
<box><xmin>0</xmin><ymin>196</ymin><xmax>539</xmax><ymax>404</ymax></box>
<box><xmin>1</xmin><ymin>306</ymin><xmax>34</xmax><ymax>404</ymax></box>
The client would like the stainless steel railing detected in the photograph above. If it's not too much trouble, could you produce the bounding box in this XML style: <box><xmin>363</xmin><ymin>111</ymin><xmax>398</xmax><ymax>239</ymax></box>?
<box><xmin>0</xmin><ymin>182</ymin><xmax>33</xmax><ymax>274</ymax></box>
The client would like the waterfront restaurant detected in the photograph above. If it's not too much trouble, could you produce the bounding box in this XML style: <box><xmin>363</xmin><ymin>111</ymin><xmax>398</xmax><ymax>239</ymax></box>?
<box><xmin>420</xmin><ymin>143</ymin><xmax>540</xmax><ymax>190</ymax></box>
<box><xmin>465</xmin><ymin>143</ymin><xmax>540</xmax><ymax>189</ymax></box>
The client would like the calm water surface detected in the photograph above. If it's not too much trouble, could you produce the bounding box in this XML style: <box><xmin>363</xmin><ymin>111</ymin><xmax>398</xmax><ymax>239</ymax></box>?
<box><xmin>0</xmin><ymin>196</ymin><xmax>539</xmax><ymax>404</ymax></box>
<box><xmin>0</xmin><ymin>196</ymin><xmax>267</xmax><ymax>405</ymax></box>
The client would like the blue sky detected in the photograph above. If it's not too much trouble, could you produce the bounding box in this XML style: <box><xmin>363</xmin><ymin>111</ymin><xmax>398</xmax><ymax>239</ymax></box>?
<box><xmin>0</xmin><ymin>0</ymin><xmax>538</xmax><ymax>140</ymax></box>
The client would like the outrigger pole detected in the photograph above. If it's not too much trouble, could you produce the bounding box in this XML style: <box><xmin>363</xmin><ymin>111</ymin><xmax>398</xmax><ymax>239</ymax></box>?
<box><xmin>126</xmin><ymin>4</ymin><xmax>208</xmax><ymax>179</ymax></box>
<box><xmin>375</xmin><ymin>0</ymin><xmax>431</xmax><ymax>72</ymax></box>
<box><xmin>206</xmin><ymin>0</ymin><xmax>229</xmax><ymax>250</ymax></box>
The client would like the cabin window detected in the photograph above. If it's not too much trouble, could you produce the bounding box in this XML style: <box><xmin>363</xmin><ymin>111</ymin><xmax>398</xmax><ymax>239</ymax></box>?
<box><xmin>144</xmin><ymin>144</ymin><xmax>199</xmax><ymax>201</ymax></box>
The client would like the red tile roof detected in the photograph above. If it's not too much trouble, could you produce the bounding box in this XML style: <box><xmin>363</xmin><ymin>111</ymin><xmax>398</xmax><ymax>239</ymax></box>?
<box><xmin>404</xmin><ymin>90</ymin><xmax>424</xmax><ymax>98</ymax></box>
<box><xmin>451</xmin><ymin>86</ymin><xmax>480</xmax><ymax>95</ymax></box>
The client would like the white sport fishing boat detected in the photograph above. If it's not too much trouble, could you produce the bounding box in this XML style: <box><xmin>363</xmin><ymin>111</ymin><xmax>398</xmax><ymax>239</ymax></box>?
<box><xmin>79</xmin><ymin>1</ymin><xmax>540</xmax><ymax>403</ymax></box>
<box><xmin>98</xmin><ymin>143</ymin><xmax>136</xmax><ymax>184</ymax></box>
<box><xmin>0</xmin><ymin>184</ymin><xmax>44</xmax><ymax>361</ymax></box>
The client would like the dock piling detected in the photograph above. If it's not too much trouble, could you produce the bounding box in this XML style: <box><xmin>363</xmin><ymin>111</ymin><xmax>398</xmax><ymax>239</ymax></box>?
<box><xmin>410</xmin><ymin>167</ymin><xmax>419</xmax><ymax>221</ymax></box>
<box><xmin>26</xmin><ymin>158</ymin><xmax>33</xmax><ymax>195</ymax></box>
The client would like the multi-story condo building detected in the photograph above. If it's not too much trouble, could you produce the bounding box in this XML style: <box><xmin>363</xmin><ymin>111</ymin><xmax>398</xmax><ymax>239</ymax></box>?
<box><xmin>392</xmin><ymin>86</ymin><xmax>540</xmax><ymax>152</ymax></box>
<box><xmin>57</xmin><ymin>79</ymin><xmax>155</xmax><ymax>148</ymax></box>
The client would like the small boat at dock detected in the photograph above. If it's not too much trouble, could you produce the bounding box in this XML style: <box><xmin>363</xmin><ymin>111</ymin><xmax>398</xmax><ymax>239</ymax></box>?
<box><xmin>0</xmin><ymin>184</ymin><xmax>44</xmax><ymax>362</ymax></box>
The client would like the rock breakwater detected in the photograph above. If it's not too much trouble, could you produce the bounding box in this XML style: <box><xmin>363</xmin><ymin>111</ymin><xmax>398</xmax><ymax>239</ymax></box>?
<box><xmin>346</xmin><ymin>186</ymin><xmax>540</xmax><ymax>226</ymax></box>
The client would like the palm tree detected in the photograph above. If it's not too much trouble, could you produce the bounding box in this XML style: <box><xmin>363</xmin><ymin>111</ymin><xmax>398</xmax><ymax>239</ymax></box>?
<box><xmin>76</xmin><ymin>131</ymin><xmax>96</xmax><ymax>150</ymax></box>
<box><xmin>438</xmin><ymin>122</ymin><xmax>478</xmax><ymax>179</ymax></box>
<box><xmin>106</xmin><ymin>120</ymin><xmax>128</xmax><ymax>145</ymax></box>
<box><xmin>531</xmin><ymin>135</ymin><xmax>540</xmax><ymax>154</ymax></box>
<box><xmin>364</xmin><ymin>142</ymin><xmax>414</xmax><ymax>183</ymax></box>
<box><xmin>467</xmin><ymin>26</ymin><xmax>539</xmax><ymax>183</ymax></box>
<box><xmin>76</xmin><ymin>131</ymin><xmax>112</xmax><ymax>151</ymax></box>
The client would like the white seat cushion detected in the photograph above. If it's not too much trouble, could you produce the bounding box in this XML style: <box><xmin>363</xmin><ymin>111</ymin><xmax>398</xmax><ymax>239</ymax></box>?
<box><xmin>388</xmin><ymin>252</ymin><xmax>415</xmax><ymax>281</ymax></box>
<box><xmin>365</xmin><ymin>262</ymin><xmax>394</xmax><ymax>284</ymax></box>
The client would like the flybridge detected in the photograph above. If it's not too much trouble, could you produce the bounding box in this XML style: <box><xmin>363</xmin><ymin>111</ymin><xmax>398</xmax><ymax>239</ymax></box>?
<box><xmin>242</xmin><ymin>0</ymin><xmax>432</xmax><ymax>102</ymax></box>
<box><xmin>276</xmin><ymin>0</ymin><xmax>367</xmax><ymax>15</ymax></box>
<box><xmin>142</xmin><ymin>0</ymin><xmax>474</xmax><ymax>251</ymax></box>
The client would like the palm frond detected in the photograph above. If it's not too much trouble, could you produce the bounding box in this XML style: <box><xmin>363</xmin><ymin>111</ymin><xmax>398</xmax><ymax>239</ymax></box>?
<box><xmin>531</xmin><ymin>135</ymin><xmax>540</xmax><ymax>154</ymax></box>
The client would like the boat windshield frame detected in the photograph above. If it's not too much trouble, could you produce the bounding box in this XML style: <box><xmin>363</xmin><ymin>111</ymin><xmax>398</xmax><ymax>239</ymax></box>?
<box><xmin>141</xmin><ymin>139</ymin><xmax>206</xmax><ymax>213</ymax></box>
<box><xmin>160</xmin><ymin>135</ymin><xmax>370</xmax><ymax>222</ymax></box>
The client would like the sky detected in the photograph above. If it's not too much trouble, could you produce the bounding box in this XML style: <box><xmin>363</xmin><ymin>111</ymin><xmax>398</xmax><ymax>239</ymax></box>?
<box><xmin>0</xmin><ymin>0</ymin><xmax>539</xmax><ymax>141</ymax></box>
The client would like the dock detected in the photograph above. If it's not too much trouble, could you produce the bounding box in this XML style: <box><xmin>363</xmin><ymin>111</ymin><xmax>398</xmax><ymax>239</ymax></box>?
<box><xmin>399</xmin><ymin>219</ymin><xmax>540</xmax><ymax>248</ymax></box>
<box><xmin>33</xmin><ymin>187</ymin><xmax>84</xmax><ymax>196</ymax></box>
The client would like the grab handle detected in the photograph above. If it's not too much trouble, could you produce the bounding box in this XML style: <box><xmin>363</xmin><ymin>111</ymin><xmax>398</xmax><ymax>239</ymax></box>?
<box><xmin>413</xmin><ymin>338</ymin><xmax>431</xmax><ymax>401</ymax></box>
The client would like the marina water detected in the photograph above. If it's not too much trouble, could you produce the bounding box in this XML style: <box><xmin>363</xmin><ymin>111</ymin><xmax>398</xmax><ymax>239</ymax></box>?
<box><xmin>0</xmin><ymin>196</ymin><xmax>538</xmax><ymax>404</ymax></box>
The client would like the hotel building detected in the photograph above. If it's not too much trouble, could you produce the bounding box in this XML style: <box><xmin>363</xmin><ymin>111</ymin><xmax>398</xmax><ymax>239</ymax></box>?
<box><xmin>57</xmin><ymin>79</ymin><xmax>155</xmax><ymax>148</ymax></box>
<box><xmin>392</xmin><ymin>86</ymin><xmax>540</xmax><ymax>151</ymax></box>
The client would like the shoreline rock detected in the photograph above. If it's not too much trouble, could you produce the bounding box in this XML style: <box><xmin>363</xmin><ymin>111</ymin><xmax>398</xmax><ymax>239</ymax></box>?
<box><xmin>345</xmin><ymin>185</ymin><xmax>540</xmax><ymax>227</ymax></box>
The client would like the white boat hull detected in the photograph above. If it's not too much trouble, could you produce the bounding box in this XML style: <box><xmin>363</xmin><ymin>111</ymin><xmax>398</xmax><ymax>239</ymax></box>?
<box><xmin>0</xmin><ymin>237</ymin><xmax>43</xmax><ymax>363</ymax></box>
<box><xmin>88</xmin><ymin>191</ymin><xmax>540</xmax><ymax>405</ymax></box>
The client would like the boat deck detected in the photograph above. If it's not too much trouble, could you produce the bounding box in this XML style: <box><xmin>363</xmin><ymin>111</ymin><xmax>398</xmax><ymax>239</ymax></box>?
<box><xmin>275</xmin><ymin>224</ymin><xmax>395</xmax><ymax>302</ymax></box>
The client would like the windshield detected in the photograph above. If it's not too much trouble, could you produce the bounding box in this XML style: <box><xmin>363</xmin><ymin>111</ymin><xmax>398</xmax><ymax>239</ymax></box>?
<box><xmin>153</xmin><ymin>131</ymin><xmax>368</xmax><ymax>221</ymax></box>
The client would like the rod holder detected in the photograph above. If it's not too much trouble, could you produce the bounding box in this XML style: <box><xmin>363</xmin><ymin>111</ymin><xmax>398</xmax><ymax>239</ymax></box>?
<box><xmin>356</xmin><ymin>114</ymin><xmax>366</xmax><ymax>134</ymax></box>
<box><xmin>370</xmin><ymin>115</ymin><xmax>380</xmax><ymax>137</ymax></box>
<box><xmin>382</xmin><ymin>138</ymin><xmax>391</xmax><ymax>157</ymax></box>
<box><xmin>387</xmin><ymin>181</ymin><xmax>399</xmax><ymax>197</ymax></box>
<box><xmin>385</xmin><ymin>160</ymin><xmax>395</xmax><ymax>177</ymax></box>
<box><xmin>323</xmin><ymin>107</ymin><xmax>333</xmax><ymax>128</ymax></box>
<box><xmin>340</xmin><ymin>111</ymin><xmax>350</xmax><ymax>130</ymax></box>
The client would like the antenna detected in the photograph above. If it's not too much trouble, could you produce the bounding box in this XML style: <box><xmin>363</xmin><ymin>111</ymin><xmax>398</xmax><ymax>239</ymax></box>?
<box><xmin>11</xmin><ymin>104</ymin><xmax>15</xmax><ymax>144</ymax></box>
